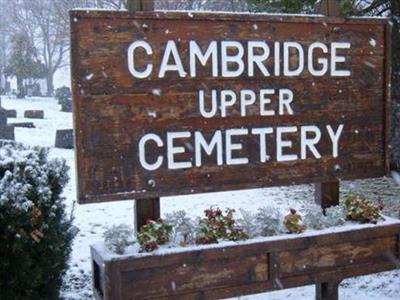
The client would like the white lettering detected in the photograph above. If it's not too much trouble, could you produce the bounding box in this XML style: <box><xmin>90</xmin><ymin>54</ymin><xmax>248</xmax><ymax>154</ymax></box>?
<box><xmin>225</xmin><ymin>128</ymin><xmax>249</xmax><ymax>165</ymax></box>
<box><xmin>159</xmin><ymin>41</ymin><xmax>187</xmax><ymax>78</ymax></box>
<box><xmin>326</xmin><ymin>124</ymin><xmax>344</xmax><ymax>157</ymax></box>
<box><xmin>221</xmin><ymin>41</ymin><xmax>245</xmax><ymax>77</ymax></box>
<box><xmin>127</xmin><ymin>41</ymin><xmax>153</xmax><ymax>78</ymax></box>
<box><xmin>138</xmin><ymin>133</ymin><xmax>163</xmax><ymax>170</ymax></box>
<box><xmin>301</xmin><ymin>125</ymin><xmax>322</xmax><ymax>159</ymax></box>
<box><xmin>190</xmin><ymin>41</ymin><xmax>218</xmax><ymax>77</ymax></box>
<box><xmin>248</xmin><ymin>41</ymin><xmax>270</xmax><ymax>77</ymax></box>
<box><xmin>283</xmin><ymin>42</ymin><xmax>304</xmax><ymax>76</ymax></box>
<box><xmin>331</xmin><ymin>42</ymin><xmax>351</xmax><ymax>76</ymax></box>
<box><xmin>195</xmin><ymin>131</ymin><xmax>223</xmax><ymax>166</ymax></box>
<box><xmin>308</xmin><ymin>42</ymin><xmax>328</xmax><ymax>76</ymax></box>
<box><xmin>277</xmin><ymin>126</ymin><xmax>298</xmax><ymax>162</ymax></box>
<box><xmin>167</xmin><ymin>131</ymin><xmax>192</xmax><ymax>169</ymax></box>
<box><xmin>252</xmin><ymin>127</ymin><xmax>273</xmax><ymax>162</ymax></box>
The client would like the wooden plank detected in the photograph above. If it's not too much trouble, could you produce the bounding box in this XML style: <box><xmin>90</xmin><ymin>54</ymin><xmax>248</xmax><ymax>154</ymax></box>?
<box><xmin>127</xmin><ymin>0</ymin><xmax>154</xmax><ymax>13</ymax></box>
<box><xmin>135</xmin><ymin>197</ymin><xmax>160</xmax><ymax>231</ymax></box>
<box><xmin>120</xmin><ymin>253</ymin><xmax>268</xmax><ymax>298</ymax></box>
<box><xmin>91</xmin><ymin>221</ymin><xmax>400</xmax><ymax>300</ymax></box>
<box><xmin>71</xmin><ymin>9</ymin><xmax>390</xmax><ymax>203</ymax></box>
<box><xmin>384</xmin><ymin>21</ymin><xmax>392</xmax><ymax>173</ymax></box>
<box><xmin>71</xmin><ymin>10</ymin><xmax>388</xmax><ymax>24</ymax></box>
<box><xmin>315</xmin><ymin>181</ymin><xmax>340</xmax><ymax>211</ymax></box>
<box><xmin>278</xmin><ymin>236</ymin><xmax>397</xmax><ymax>277</ymax></box>
<box><xmin>128</xmin><ymin>0</ymin><xmax>160</xmax><ymax>232</ymax></box>
<box><xmin>314</xmin><ymin>1</ymin><xmax>341</xmax><ymax>298</ymax></box>
<box><xmin>316</xmin><ymin>281</ymin><xmax>340</xmax><ymax>300</ymax></box>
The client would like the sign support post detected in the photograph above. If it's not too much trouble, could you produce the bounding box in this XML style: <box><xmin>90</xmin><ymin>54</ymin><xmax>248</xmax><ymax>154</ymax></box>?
<box><xmin>314</xmin><ymin>3</ymin><xmax>341</xmax><ymax>300</ymax></box>
<box><xmin>128</xmin><ymin>0</ymin><xmax>160</xmax><ymax>233</ymax></box>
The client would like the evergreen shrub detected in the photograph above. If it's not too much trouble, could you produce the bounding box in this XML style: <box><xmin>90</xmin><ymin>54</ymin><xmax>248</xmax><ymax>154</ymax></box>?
<box><xmin>0</xmin><ymin>141</ymin><xmax>75</xmax><ymax>300</ymax></box>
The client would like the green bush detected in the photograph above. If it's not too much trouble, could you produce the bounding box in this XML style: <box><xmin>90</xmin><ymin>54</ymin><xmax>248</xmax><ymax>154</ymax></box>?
<box><xmin>345</xmin><ymin>193</ymin><xmax>382</xmax><ymax>224</ymax></box>
<box><xmin>55</xmin><ymin>86</ymin><xmax>72</xmax><ymax>112</ymax></box>
<box><xmin>138</xmin><ymin>219</ymin><xmax>172</xmax><ymax>252</ymax></box>
<box><xmin>0</xmin><ymin>141</ymin><xmax>76</xmax><ymax>300</ymax></box>
<box><xmin>196</xmin><ymin>207</ymin><xmax>248</xmax><ymax>244</ymax></box>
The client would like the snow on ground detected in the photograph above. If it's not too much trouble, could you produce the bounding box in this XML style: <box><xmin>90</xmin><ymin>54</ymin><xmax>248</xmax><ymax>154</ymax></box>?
<box><xmin>1</xmin><ymin>95</ymin><xmax>400</xmax><ymax>300</ymax></box>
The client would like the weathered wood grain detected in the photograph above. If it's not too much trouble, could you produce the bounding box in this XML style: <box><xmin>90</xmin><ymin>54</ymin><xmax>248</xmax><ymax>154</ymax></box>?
<box><xmin>91</xmin><ymin>221</ymin><xmax>400</xmax><ymax>300</ymax></box>
<box><xmin>71</xmin><ymin>11</ymin><xmax>390</xmax><ymax>203</ymax></box>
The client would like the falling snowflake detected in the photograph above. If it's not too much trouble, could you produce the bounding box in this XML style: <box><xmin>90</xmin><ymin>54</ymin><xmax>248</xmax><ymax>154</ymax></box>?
<box><xmin>148</xmin><ymin>111</ymin><xmax>157</xmax><ymax>118</ymax></box>
<box><xmin>369</xmin><ymin>38</ymin><xmax>376</xmax><ymax>47</ymax></box>
<box><xmin>85</xmin><ymin>73</ymin><xmax>94</xmax><ymax>80</ymax></box>
<box><xmin>152</xmin><ymin>89</ymin><xmax>161</xmax><ymax>96</ymax></box>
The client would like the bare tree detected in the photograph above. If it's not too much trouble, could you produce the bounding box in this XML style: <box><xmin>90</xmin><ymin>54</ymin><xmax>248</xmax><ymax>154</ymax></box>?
<box><xmin>11</xmin><ymin>0</ymin><xmax>70</xmax><ymax>96</ymax></box>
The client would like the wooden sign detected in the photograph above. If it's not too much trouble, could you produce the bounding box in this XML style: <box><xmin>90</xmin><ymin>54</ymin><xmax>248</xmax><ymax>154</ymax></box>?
<box><xmin>70</xmin><ymin>11</ymin><xmax>391</xmax><ymax>204</ymax></box>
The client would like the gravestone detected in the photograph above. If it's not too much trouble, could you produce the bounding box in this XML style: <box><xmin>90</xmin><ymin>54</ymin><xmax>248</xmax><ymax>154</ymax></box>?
<box><xmin>0</xmin><ymin>107</ymin><xmax>15</xmax><ymax>141</ymax></box>
<box><xmin>61</xmin><ymin>99</ymin><xmax>73</xmax><ymax>113</ymax></box>
<box><xmin>11</xmin><ymin>122</ymin><xmax>35</xmax><ymax>128</ymax></box>
<box><xmin>55</xmin><ymin>129</ymin><xmax>74</xmax><ymax>149</ymax></box>
<box><xmin>24</xmin><ymin>110</ymin><xmax>44</xmax><ymax>119</ymax></box>
<box><xmin>5</xmin><ymin>110</ymin><xmax>17</xmax><ymax>118</ymax></box>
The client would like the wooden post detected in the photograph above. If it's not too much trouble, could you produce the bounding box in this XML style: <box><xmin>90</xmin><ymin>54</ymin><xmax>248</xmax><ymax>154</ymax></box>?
<box><xmin>315</xmin><ymin>1</ymin><xmax>341</xmax><ymax>299</ymax></box>
<box><xmin>128</xmin><ymin>0</ymin><xmax>160</xmax><ymax>232</ymax></box>
<box><xmin>127</xmin><ymin>0</ymin><xmax>154</xmax><ymax>14</ymax></box>
<box><xmin>314</xmin><ymin>0</ymin><xmax>341</xmax><ymax>213</ymax></box>
<box><xmin>316</xmin><ymin>281</ymin><xmax>340</xmax><ymax>300</ymax></box>
<box><xmin>315</xmin><ymin>181</ymin><xmax>340</xmax><ymax>212</ymax></box>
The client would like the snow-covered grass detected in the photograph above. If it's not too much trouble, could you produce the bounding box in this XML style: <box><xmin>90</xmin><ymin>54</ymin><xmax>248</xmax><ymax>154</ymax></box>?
<box><xmin>1</xmin><ymin>95</ymin><xmax>399</xmax><ymax>300</ymax></box>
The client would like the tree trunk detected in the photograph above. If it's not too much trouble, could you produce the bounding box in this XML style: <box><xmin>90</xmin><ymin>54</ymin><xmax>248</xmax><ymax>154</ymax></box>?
<box><xmin>46</xmin><ymin>74</ymin><xmax>54</xmax><ymax>97</ymax></box>
<box><xmin>392</xmin><ymin>0</ymin><xmax>400</xmax><ymax>170</ymax></box>
<box><xmin>16</xmin><ymin>76</ymin><xmax>25</xmax><ymax>99</ymax></box>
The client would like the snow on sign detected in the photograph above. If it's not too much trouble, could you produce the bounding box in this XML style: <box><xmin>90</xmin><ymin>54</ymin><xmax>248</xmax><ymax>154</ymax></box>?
<box><xmin>70</xmin><ymin>10</ymin><xmax>391</xmax><ymax>204</ymax></box>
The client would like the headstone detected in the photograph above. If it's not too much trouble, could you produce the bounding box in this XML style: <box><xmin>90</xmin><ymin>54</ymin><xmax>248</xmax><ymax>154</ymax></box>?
<box><xmin>61</xmin><ymin>100</ymin><xmax>73</xmax><ymax>113</ymax></box>
<box><xmin>55</xmin><ymin>129</ymin><xmax>74</xmax><ymax>149</ymax></box>
<box><xmin>0</xmin><ymin>108</ymin><xmax>15</xmax><ymax>141</ymax></box>
<box><xmin>0</xmin><ymin>108</ymin><xmax>6</xmax><ymax>126</ymax></box>
<box><xmin>11</xmin><ymin>122</ymin><xmax>35</xmax><ymax>128</ymax></box>
<box><xmin>5</xmin><ymin>110</ymin><xmax>17</xmax><ymax>118</ymax></box>
<box><xmin>24</xmin><ymin>110</ymin><xmax>44</xmax><ymax>119</ymax></box>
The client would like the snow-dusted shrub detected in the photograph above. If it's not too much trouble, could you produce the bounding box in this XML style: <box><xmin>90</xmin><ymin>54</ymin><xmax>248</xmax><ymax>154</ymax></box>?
<box><xmin>196</xmin><ymin>207</ymin><xmax>248</xmax><ymax>244</ymax></box>
<box><xmin>324</xmin><ymin>204</ymin><xmax>347</xmax><ymax>227</ymax></box>
<box><xmin>345</xmin><ymin>193</ymin><xmax>382</xmax><ymax>224</ymax></box>
<box><xmin>0</xmin><ymin>141</ymin><xmax>75</xmax><ymax>300</ymax></box>
<box><xmin>256</xmin><ymin>206</ymin><xmax>285</xmax><ymax>236</ymax></box>
<box><xmin>303</xmin><ymin>204</ymin><xmax>326</xmax><ymax>230</ymax></box>
<box><xmin>55</xmin><ymin>86</ymin><xmax>72</xmax><ymax>112</ymax></box>
<box><xmin>283</xmin><ymin>208</ymin><xmax>307</xmax><ymax>233</ymax></box>
<box><xmin>103</xmin><ymin>224</ymin><xmax>135</xmax><ymax>254</ymax></box>
<box><xmin>164</xmin><ymin>210</ymin><xmax>197</xmax><ymax>246</ymax></box>
<box><xmin>238</xmin><ymin>209</ymin><xmax>259</xmax><ymax>238</ymax></box>
<box><xmin>138</xmin><ymin>219</ymin><xmax>172</xmax><ymax>252</ymax></box>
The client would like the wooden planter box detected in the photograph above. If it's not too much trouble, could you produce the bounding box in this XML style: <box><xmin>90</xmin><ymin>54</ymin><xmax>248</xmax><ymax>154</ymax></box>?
<box><xmin>91</xmin><ymin>219</ymin><xmax>400</xmax><ymax>300</ymax></box>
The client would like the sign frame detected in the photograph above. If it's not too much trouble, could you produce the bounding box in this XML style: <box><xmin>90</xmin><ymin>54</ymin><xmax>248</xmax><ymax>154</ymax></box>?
<box><xmin>70</xmin><ymin>10</ymin><xmax>392</xmax><ymax>204</ymax></box>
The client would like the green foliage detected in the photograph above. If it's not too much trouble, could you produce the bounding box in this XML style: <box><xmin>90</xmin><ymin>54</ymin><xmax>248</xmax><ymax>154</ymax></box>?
<box><xmin>55</xmin><ymin>86</ymin><xmax>72</xmax><ymax>112</ymax></box>
<box><xmin>4</xmin><ymin>33</ymin><xmax>46</xmax><ymax>98</ymax></box>
<box><xmin>247</xmin><ymin>0</ymin><xmax>318</xmax><ymax>13</ymax></box>
<box><xmin>0</xmin><ymin>141</ymin><xmax>75</xmax><ymax>300</ymax></box>
<box><xmin>339</xmin><ymin>0</ymin><xmax>364</xmax><ymax>16</ymax></box>
<box><xmin>137</xmin><ymin>219</ymin><xmax>172</xmax><ymax>252</ymax></box>
<box><xmin>164</xmin><ymin>210</ymin><xmax>197</xmax><ymax>246</ymax></box>
<box><xmin>55</xmin><ymin>86</ymin><xmax>72</xmax><ymax>103</ymax></box>
<box><xmin>196</xmin><ymin>207</ymin><xmax>248</xmax><ymax>244</ymax></box>
<box><xmin>103</xmin><ymin>224</ymin><xmax>135</xmax><ymax>255</ymax></box>
<box><xmin>283</xmin><ymin>208</ymin><xmax>307</xmax><ymax>233</ymax></box>
<box><xmin>344</xmin><ymin>193</ymin><xmax>382</xmax><ymax>224</ymax></box>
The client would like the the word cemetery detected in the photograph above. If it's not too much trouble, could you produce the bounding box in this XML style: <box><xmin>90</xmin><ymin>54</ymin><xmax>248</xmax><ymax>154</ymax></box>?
<box><xmin>70</xmin><ymin>0</ymin><xmax>399</xmax><ymax>299</ymax></box>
